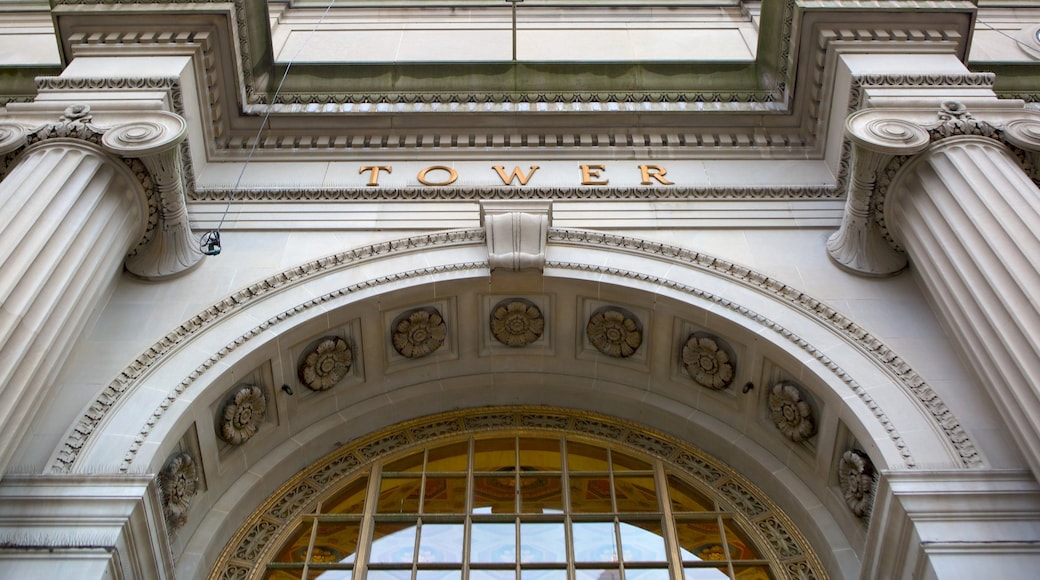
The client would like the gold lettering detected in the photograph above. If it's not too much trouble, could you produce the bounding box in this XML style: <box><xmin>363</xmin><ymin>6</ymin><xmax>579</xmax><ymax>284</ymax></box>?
<box><xmin>580</xmin><ymin>164</ymin><xmax>609</xmax><ymax>186</ymax></box>
<box><xmin>359</xmin><ymin>165</ymin><xmax>392</xmax><ymax>186</ymax></box>
<box><xmin>417</xmin><ymin>165</ymin><xmax>459</xmax><ymax>186</ymax></box>
<box><xmin>492</xmin><ymin>165</ymin><xmax>540</xmax><ymax>186</ymax></box>
<box><xmin>639</xmin><ymin>164</ymin><xmax>673</xmax><ymax>186</ymax></box>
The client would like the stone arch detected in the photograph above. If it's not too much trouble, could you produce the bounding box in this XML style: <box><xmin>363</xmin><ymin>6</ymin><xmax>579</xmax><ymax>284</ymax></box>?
<box><xmin>47</xmin><ymin>228</ymin><xmax>980</xmax><ymax>578</ymax></box>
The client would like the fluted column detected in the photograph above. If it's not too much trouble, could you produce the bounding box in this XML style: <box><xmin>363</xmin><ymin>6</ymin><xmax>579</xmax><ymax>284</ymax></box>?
<box><xmin>0</xmin><ymin>139</ymin><xmax>146</xmax><ymax>473</ymax></box>
<box><xmin>829</xmin><ymin>102</ymin><xmax>1040</xmax><ymax>478</ymax></box>
<box><xmin>887</xmin><ymin>132</ymin><xmax>1040</xmax><ymax>475</ymax></box>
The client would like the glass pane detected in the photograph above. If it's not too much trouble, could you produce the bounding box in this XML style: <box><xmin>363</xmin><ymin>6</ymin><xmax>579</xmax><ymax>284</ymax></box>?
<box><xmin>265</xmin><ymin>569</ymin><xmax>303</xmax><ymax>580</ymax></box>
<box><xmin>369</xmin><ymin>522</ymin><xmax>417</xmax><ymax>564</ymax></box>
<box><xmin>673</xmin><ymin>520</ymin><xmax>724</xmax><ymax>562</ymax></box>
<box><xmin>721</xmin><ymin>520</ymin><xmax>762</xmax><ymax>560</ymax></box>
<box><xmin>367</xmin><ymin>571</ymin><xmax>413</xmax><ymax>580</ymax></box>
<box><xmin>417</xmin><ymin>523</ymin><xmax>464</xmax><ymax>563</ymax></box>
<box><xmin>618</xmin><ymin>520</ymin><xmax>667</xmax><ymax>563</ymax></box>
<box><xmin>732</xmin><ymin>566</ymin><xmax>773</xmax><ymax>580</ymax></box>
<box><xmin>570</xmin><ymin>476</ymin><xmax>613</xmax><ymax>513</ymax></box>
<box><xmin>311</xmin><ymin>522</ymin><xmax>361</xmax><ymax>564</ymax></box>
<box><xmin>274</xmin><ymin>521</ymin><xmax>314</xmax><ymax>563</ymax></box>
<box><xmin>422</xmin><ymin>477</ymin><xmax>467</xmax><ymax>513</ymax></box>
<box><xmin>613</xmin><ymin>476</ymin><xmax>658</xmax><ymax>512</ymax></box>
<box><xmin>611</xmin><ymin>450</ymin><xmax>651</xmax><ymax>471</ymax></box>
<box><xmin>624</xmin><ymin>569</ymin><xmax>671</xmax><ymax>580</ymax></box>
<box><xmin>519</xmin><ymin>475</ymin><xmax>563</xmax><ymax>513</ymax></box>
<box><xmin>519</xmin><ymin>522</ymin><xmax>567</xmax><ymax>563</ymax></box>
<box><xmin>518</xmin><ymin>437</ymin><xmax>560</xmax><ymax>471</ymax></box>
<box><xmin>384</xmin><ymin>450</ymin><xmax>426</xmax><ymax>473</ymax></box>
<box><xmin>683</xmin><ymin>566</ymin><xmax>731</xmax><ymax>579</ymax></box>
<box><xmin>572</xmin><ymin>522</ymin><xmax>617</xmax><ymax>562</ymax></box>
<box><xmin>471</xmin><ymin>522</ymin><xmax>516</xmax><ymax>563</ymax></box>
<box><xmin>667</xmin><ymin>475</ymin><xmax>715</xmax><ymax>513</ymax></box>
<box><xmin>574</xmin><ymin>570</ymin><xmax>620</xmax><ymax>580</ymax></box>
<box><xmin>378</xmin><ymin>477</ymin><xmax>423</xmax><ymax>513</ymax></box>
<box><xmin>471</xmin><ymin>570</ymin><xmax>517</xmax><ymax>580</ymax></box>
<box><xmin>566</xmin><ymin>441</ymin><xmax>609</xmax><ymax>472</ymax></box>
<box><xmin>475</xmin><ymin>438</ymin><xmax>516</xmax><ymax>471</ymax></box>
<box><xmin>415</xmin><ymin>569</ymin><xmax>462</xmax><ymax>580</ymax></box>
<box><xmin>323</xmin><ymin>477</ymin><xmax>369</xmax><ymax>515</ymax></box>
<box><xmin>308</xmin><ymin>570</ymin><xmax>353</xmax><ymax>580</ymax></box>
<box><xmin>426</xmin><ymin>441</ymin><xmax>470</xmax><ymax>473</ymax></box>
<box><xmin>521</xmin><ymin>570</ymin><xmax>568</xmax><ymax>580</ymax></box>
<box><xmin>474</xmin><ymin>476</ymin><xmax>516</xmax><ymax>514</ymax></box>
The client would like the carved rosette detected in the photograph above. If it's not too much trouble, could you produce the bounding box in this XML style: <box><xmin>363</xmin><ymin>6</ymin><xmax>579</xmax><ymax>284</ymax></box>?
<box><xmin>159</xmin><ymin>451</ymin><xmax>199</xmax><ymax>530</ymax></box>
<box><xmin>298</xmin><ymin>337</ymin><xmax>353</xmax><ymax>391</ymax></box>
<box><xmin>490</xmin><ymin>299</ymin><xmax>544</xmax><ymax>347</ymax></box>
<box><xmin>587</xmin><ymin>308</ymin><xmax>642</xmax><ymax>358</ymax></box>
<box><xmin>220</xmin><ymin>385</ymin><xmax>267</xmax><ymax>445</ymax></box>
<box><xmin>838</xmin><ymin>450</ymin><xmax>875</xmax><ymax>518</ymax></box>
<box><xmin>682</xmin><ymin>334</ymin><xmax>734</xmax><ymax>390</ymax></box>
<box><xmin>767</xmin><ymin>382</ymin><xmax>816</xmax><ymax>442</ymax></box>
<box><xmin>393</xmin><ymin>309</ymin><xmax>447</xmax><ymax>359</ymax></box>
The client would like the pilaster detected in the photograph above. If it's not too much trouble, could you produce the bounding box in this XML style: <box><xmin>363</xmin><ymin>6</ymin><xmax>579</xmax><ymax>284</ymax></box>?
<box><xmin>0</xmin><ymin>475</ymin><xmax>173</xmax><ymax>580</ymax></box>
<box><xmin>862</xmin><ymin>470</ymin><xmax>1040</xmax><ymax>580</ymax></box>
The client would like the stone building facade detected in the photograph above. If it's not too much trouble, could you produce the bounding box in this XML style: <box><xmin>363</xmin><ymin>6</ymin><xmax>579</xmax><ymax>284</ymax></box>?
<box><xmin>1</xmin><ymin>1</ymin><xmax>1040</xmax><ymax>578</ymax></box>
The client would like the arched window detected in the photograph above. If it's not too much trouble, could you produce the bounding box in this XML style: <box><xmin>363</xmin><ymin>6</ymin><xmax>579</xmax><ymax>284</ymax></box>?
<box><xmin>213</xmin><ymin>410</ymin><xmax>825</xmax><ymax>580</ymax></box>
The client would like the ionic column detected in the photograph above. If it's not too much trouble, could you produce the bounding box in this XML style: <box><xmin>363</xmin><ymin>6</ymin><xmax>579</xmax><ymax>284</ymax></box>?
<box><xmin>0</xmin><ymin>134</ymin><xmax>146</xmax><ymax>473</ymax></box>
<box><xmin>829</xmin><ymin>103</ymin><xmax>1040</xmax><ymax>478</ymax></box>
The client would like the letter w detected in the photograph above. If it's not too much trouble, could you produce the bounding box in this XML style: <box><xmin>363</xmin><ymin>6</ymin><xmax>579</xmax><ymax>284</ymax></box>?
<box><xmin>493</xmin><ymin>165</ymin><xmax>540</xmax><ymax>186</ymax></box>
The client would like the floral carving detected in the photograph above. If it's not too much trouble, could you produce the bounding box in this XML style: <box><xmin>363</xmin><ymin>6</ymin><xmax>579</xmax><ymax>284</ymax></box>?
<box><xmin>838</xmin><ymin>450</ymin><xmax>875</xmax><ymax>518</ymax></box>
<box><xmin>682</xmin><ymin>334</ymin><xmax>735</xmax><ymax>390</ymax></box>
<box><xmin>392</xmin><ymin>308</ymin><xmax>447</xmax><ymax>358</ymax></box>
<box><xmin>768</xmin><ymin>382</ymin><xmax>816</xmax><ymax>442</ymax></box>
<box><xmin>298</xmin><ymin>336</ymin><xmax>353</xmax><ymax>391</ymax></box>
<box><xmin>490</xmin><ymin>299</ymin><xmax>544</xmax><ymax>347</ymax></box>
<box><xmin>159</xmin><ymin>451</ymin><xmax>199</xmax><ymax>530</ymax></box>
<box><xmin>220</xmin><ymin>385</ymin><xmax>267</xmax><ymax>445</ymax></box>
<box><xmin>586</xmin><ymin>308</ymin><xmax>642</xmax><ymax>358</ymax></box>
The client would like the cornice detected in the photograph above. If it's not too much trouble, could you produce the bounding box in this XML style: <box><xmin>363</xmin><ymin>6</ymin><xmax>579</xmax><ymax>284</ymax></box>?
<box><xmin>51</xmin><ymin>229</ymin><xmax>980</xmax><ymax>475</ymax></box>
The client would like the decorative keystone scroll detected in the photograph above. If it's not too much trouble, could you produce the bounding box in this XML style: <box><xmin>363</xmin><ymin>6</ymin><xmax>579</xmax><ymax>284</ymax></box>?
<box><xmin>101</xmin><ymin>112</ymin><xmax>203</xmax><ymax>279</ymax></box>
<box><xmin>826</xmin><ymin>112</ymin><xmax>930</xmax><ymax>276</ymax></box>
<box><xmin>480</xmin><ymin>200</ymin><xmax>552</xmax><ymax>272</ymax></box>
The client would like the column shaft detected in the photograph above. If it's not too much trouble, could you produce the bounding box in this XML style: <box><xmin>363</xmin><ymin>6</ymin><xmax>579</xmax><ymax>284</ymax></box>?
<box><xmin>0</xmin><ymin>142</ymin><xmax>145</xmax><ymax>473</ymax></box>
<box><xmin>887</xmin><ymin>137</ymin><xmax>1040</xmax><ymax>474</ymax></box>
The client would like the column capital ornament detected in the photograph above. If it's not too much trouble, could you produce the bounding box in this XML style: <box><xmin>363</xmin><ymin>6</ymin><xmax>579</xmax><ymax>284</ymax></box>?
<box><xmin>829</xmin><ymin>101</ymin><xmax>1040</xmax><ymax>276</ymax></box>
<box><xmin>0</xmin><ymin>105</ymin><xmax>202</xmax><ymax>279</ymax></box>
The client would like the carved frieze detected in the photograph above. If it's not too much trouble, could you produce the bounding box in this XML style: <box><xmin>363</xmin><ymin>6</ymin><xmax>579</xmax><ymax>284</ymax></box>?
<box><xmin>219</xmin><ymin>385</ymin><xmax>267</xmax><ymax>445</ymax></box>
<box><xmin>392</xmin><ymin>308</ymin><xmax>447</xmax><ymax>359</ymax></box>
<box><xmin>586</xmin><ymin>307</ymin><xmax>642</xmax><ymax>358</ymax></box>
<box><xmin>159</xmin><ymin>451</ymin><xmax>199</xmax><ymax>530</ymax></box>
<box><xmin>838</xmin><ymin>449</ymin><xmax>876</xmax><ymax>518</ymax></box>
<box><xmin>490</xmin><ymin>299</ymin><xmax>544</xmax><ymax>347</ymax></box>
<box><xmin>767</xmin><ymin>382</ymin><xmax>816</xmax><ymax>443</ymax></box>
<box><xmin>298</xmin><ymin>336</ymin><xmax>353</xmax><ymax>391</ymax></box>
<box><xmin>682</xmin><ymin>334</ymin><xmax>735</xmax><ymax>390</ymax></box>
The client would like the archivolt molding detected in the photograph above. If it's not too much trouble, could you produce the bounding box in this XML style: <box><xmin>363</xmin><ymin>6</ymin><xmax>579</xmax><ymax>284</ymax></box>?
<box><xmin>51</xmin><ymin>229</ymin><xmax>980</xmax><ymax>474</ymax></box>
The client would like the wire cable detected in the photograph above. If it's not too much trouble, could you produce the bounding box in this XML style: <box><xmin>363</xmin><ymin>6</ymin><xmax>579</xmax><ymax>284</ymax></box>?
<box><xmin>201</xmin><ymin>0</ymin><xmax>340</xmax><ymax>255</ymax></box>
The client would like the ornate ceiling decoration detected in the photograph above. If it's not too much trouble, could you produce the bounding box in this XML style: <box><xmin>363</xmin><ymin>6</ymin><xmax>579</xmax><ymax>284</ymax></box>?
<box><xmin>219</xmin><ymin>384</ymin><xmax>266</xmax><ymax>445</ymax></box>
<box><xmin>297</xmin><ymin>336</ymin><xmax>353</xmax><ymax>391</ymax></box>
<box><xmin>392</xmin><ymin>308</ymin><xmax>448</xmax><ymax>359</ymax></box>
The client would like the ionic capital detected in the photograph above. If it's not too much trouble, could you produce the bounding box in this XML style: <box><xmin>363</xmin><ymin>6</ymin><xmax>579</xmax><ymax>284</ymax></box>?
<box><xmin>0</xmin><ymin>105</ymin><xmax>202</xmax><ymax>280</ymax></box>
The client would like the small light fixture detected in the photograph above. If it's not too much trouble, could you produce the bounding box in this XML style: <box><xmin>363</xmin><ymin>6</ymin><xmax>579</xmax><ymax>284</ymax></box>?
<box><xmin>200</xmin><ymin>230</ymin><xmax>222</xmax><ymax>255</ymax></box>
<box><xmin>281</xmin><ymin>384</ymin><xmax>294</xmax><ymax>396</ymax></box>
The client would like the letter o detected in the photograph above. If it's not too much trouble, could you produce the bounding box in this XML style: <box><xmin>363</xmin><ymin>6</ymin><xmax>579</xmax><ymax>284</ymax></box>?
<box><xmin>417</xmin><ymin>165</ymin><xmax>458</xmax><ymax>186</ymax></box>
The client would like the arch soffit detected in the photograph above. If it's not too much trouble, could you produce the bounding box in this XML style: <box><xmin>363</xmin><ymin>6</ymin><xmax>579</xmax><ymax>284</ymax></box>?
<box><xmin>51</xmin><ymin>228</ymin><xmax>979</xmax><ymax>479</ymax></box>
